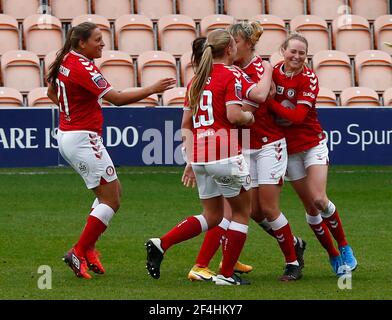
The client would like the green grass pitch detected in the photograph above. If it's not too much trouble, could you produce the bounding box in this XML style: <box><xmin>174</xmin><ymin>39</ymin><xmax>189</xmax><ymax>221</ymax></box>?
<box><xmin>0</xmin><ymin>166</ymin><xmax>391</xmax><ymax>300</ymax></box>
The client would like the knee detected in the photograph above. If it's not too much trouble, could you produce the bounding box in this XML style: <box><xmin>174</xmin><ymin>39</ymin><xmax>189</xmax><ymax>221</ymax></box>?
<box><xmin>261</xmin><ymin>206</ymin><xmax>280</xmax><ymax>220</ymax></box>
<box><xmin>313</xmin><ymin>198</ymin><xmax>328</xmax><ymax>211</ymax></box>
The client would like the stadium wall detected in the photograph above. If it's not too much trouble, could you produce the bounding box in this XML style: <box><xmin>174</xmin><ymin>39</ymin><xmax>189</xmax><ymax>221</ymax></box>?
<box><xmin>0</xmin><ymin>106</ymin><xmax>391</xmax><ymax>167</ymax></box>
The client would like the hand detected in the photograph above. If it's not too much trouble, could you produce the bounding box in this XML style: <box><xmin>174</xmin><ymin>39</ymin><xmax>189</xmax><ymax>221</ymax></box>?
<box><xmin>269</xmin><ymin>81</ymin><xmax>276</xmax><ymax>98</ymax></box>
<box><xmin>181</xmin><ymin>164</ymin><xmax>196</xmax><ymax>188</ymax></box>
<box><xmin>261</xmin><ymin>60</ymin><xmax>273</xmax><ymax>73</ymax></box>
<box><xmin>151</xmin><ymin>78</ymin><xmax>177</xmax><ymax>94</ymax></box>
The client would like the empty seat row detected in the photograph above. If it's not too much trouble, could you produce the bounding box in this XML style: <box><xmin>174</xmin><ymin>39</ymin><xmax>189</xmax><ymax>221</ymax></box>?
<box><xmin>2</xmin><ymin>48</ymin><xmax>390</xmax><ymax>93</ymax></box>
<box><xmin>2</xmin><ymin>13</ymin><xmax>392</xmax><ymax>57</ymax></box>
<box><xmin>1</xmin><ymin>0</ymin><xmax>390</xmax><ymax>20</ymax></box>
<box><xmin>0</xmin><ymin>86</ymin><xmax>188</xmax><ymax>107</ymax></box>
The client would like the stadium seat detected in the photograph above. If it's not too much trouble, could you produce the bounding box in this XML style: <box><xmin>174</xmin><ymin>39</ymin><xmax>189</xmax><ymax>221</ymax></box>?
<box><xmin>0</xmin><ymin>14</ymin><xmax>19</xmax><ymax>55</ymax></box>
<box><xmin>158</xmin><ymin>14</ymin><xmax>196</xmax><ymax>57</ymax></box>
<box><xmin>176</xmin><ymin>0</ymin><xmax>216</xmax><ymax>20</ymax></box>
<box><xmin>354</xmin><ymin>50</ymin><xmax>392</xmax><ymax>91</ymax></box>
<box><xmin>27</xmin><ymin>87</ymin><xmax>53</xmax><ymax>106</ymax></box>
<box><xmin>119</xmin><ymin>87</ymin><xmax>159</xmax><ymax>106</ymax></box>
<box><xmin>49</xmin><ymin>0</ymin><xmax>89</xmax><ymax>21</ymax></box>
<box><xmin>23</xmin><ymin>14</ymin><xmax>63</xmax><ymax>57</ymax></box>
<box><xmin>134</xmin><ymin>0</ymin><xmax>174</xmax><ymax>20</ymax></box>
<box><xmin>252</xmin><ymin>15</ymin><xmax>287</xmax><ymax>56</ymax></box>
<box><xmin>290</xmin><ymin>15</ymin><xmax>329</xmax><ymax>55</ymax></box>
<box><xmin>115</xmin><ymin>14</ymin><xmax>154</xmax><ymax>57</ymax></box>
<box><xmin>307</xmin><ymin>0</ymin><xmax>348</xmax><ymax>21</ymax></box>
<box><xmin>200</xmin><ymin>14</ymin><xmax>234</xmax><ymax>36</ymax></box>
<box><xmin>269</xmin><ymin>51</ymin><xmax>284</xmax><ymax>66</ymax></box>
<box><xmin>2</xmin><ymin>0</ymin><xmax>40</xmax><ymax>20</ymax></box>
<box><xmin>265</xmin><ymin>0</ymin><xmax>305</xmax><ymax>20</ymax></box>
<box><xmin>72</xmin><ymin>15</ymin><xmax>112</xmax><ymax>50</ymax></box>
<box><xmin>180</xmin><ymin>50</ymin><xmax>194</xmax><ymax>87</ymax></box>
<box><xmin>312</xmin><ymin>50</ymin><xmax>352</xmax><ymax>91</ymax></box>
<box><xmin>0</xmin><ymin>87</ymin><xmax>24</xmax><ymax>107</ymax></box>
<box><xmin>332</xmin><ymin>15</ymin><xmax>372</xmax><ymax>56</ymax></box>
<box><xmin>223</xmin><ymin>0</ymin><xmax>263</xmax><ymax>20</ymax></box>
<box><xmin>137</xmin><ymin>50</ymin><xmax>177</xmax><ymax>87</ymax></box>
<box><xmin>340</xmin><ymin>87</ymin><xmax>380</xmax><ymax>106</ymax></box>
<box><xmin>316</xmin><ymin>87</ymin><xmax>338</xmax><ymax>107</ymax></box>
<box><xmin>350</xmin><ymin>0</ymin><xmax>388</xmax><ymax>20</ymax></box>
<box><xmin>95</xmin><ymin>50</ymin><xmax>135</xmax><ymax>90</ymax></box>
<box><xmin>1</xmin><ymin>50</ymin><xmax>41</xmax><ymax>93</ymax></box>
<box><xmin>162</xmin><ymin>87</ymin><xmax>187</xmax><ymax>106</ymax></box>
<box><xmin>92</xmin><ymin>0</ymin><xmax>132</xmax><ymax>20</ymax></box>
<box><xmin>374</xmin><ymin>15</ymin><xmax>392</xmax><ymax>54</ymax></box>
<box><xmin>383</xmin><ymin>88</ymin><xmax>392</xmax><ymax>106</ymax></box>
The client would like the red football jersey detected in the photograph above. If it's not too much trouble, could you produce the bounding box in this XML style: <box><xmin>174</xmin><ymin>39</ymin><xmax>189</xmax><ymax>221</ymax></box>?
<box><xmin>190</xmin><ymin>63</ymin><xmax>255</xmax><ymax>163</ymax></box>
<box><xmin>272</xmin><ymin>62</ymin><xmax>325</xmax><ymax>154</ymax></box>
<box><xmin>56</xmin><ymin>50</ymin><xmax>112</xmax><ymax>135</ymax></box>
<box><xmin>240</xmin><ymin>56</ymin><xmax>285</xmax><ymax>149</ymax></box>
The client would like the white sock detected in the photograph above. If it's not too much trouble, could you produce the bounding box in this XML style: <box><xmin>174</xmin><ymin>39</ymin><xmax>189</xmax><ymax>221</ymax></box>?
<box><xmin>90</xmin><ymin>203</ymin><xmax>115</xmax><ymax>226</ymax></box>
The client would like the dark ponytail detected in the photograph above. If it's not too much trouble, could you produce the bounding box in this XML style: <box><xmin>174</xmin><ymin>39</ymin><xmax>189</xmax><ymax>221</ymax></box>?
<box><xmin>47</xmin><ymin>22</ymin><xmax>98</xmax><ymax>86</ymax></box>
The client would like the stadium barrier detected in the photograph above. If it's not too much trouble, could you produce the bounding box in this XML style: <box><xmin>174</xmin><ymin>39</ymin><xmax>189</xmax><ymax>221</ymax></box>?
<box><xmin>0</xmin><ymin>106</ymin><xmax>391</xmax><ymax>167</ymax></box>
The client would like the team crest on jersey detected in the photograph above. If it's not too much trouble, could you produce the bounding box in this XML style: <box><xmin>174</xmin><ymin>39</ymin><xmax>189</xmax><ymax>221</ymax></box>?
<box><xmin>106</xmin><ymin>166</ymin><xmax>115</xmax><ymax>176</ymax></box>
<box><xmin>287</xmin><ymin>89</ymin><xmax>296</xmax><ymax>98</ymax></box>
<box><xmin>78</xmin><ymin>161</ymin><xmax>89</xmax><ymax>177</ymax></box>
<box><xmin>92</xmin><ymin>74</ymin><xmax>108</xmax><ymax>89</ymax></box>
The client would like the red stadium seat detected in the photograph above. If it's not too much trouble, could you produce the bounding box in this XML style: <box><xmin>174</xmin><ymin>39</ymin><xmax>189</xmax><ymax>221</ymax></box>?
<box><xmin>158</xmin><ymin>14</ymin><xmax>196</xmax><ymax>57</ymax></box>
<box><xmin>1</xmin><ymin>50</ymin><xmax>41</xmax><ymax>93</ymax></box>
<box><xmin>0</xmin><ymin>14</ymin><xmax>19</xmax><ymax>55</ymax></box>
<box><xmin>266</xmin><ymin>0</ymin><xmax>305</xmax><ymax>20</ymax></box>
<box><xmin>95</xmin><ymin>50</ymin><xmax>135</xmax><ymax>90</ymax></box>
<box><xmin>307</xmin><ymin>0</ymin><xmax>348</xmax><ymax>21</ymax></box>
<box><xmin>383</xmin><ymin>88</ymin><xmax>392</xmax><ymax>106</ymax></box>
<box><xmin>200</xmin><ymin>14</ymin><xmax>234</xmax><ymax>36</ymax></box>
<box><xmin>332</xmin><ymin>14</ymin><xmax>371</xmax><ymax>56</ymax></box>
<box><xmin>49</xmin><ymin>0</ymin><xmax>89</xmax><ymax>21</ymax></box>
<box><xmin>2</xmin><ymin>0</ymin><xmax>40</xmax><ymax>20</ymax></box>
<box><xmin>180</xmin><ymin>50</ymin><xmax>194</xmax><ymax>87</ymax></box>
<box><xmin>340</xmin><ymin>87</ymin><xmax>380</xmax><ymax>106</ymax></box>
<box><xmin>137</xmin><ymin>50</ymin><xmax>177</xmax><ymax>87</ymax></box>
<box><xmin>354</xmin><ymin>50</ymin><xmax>392</xmax><ymax>91</ymax></box>
<box><xmin>0</xmin><ymin>87</ymin><xmax>24</xmax><ymax>107</ymax></box>
<box><xmin>134</xmin><ymin>0</ymin><xmax>174</xmax><ymax>20</ymax></box>
<box><xmin>72</xmin><ymin>15</ymin><xmax>112</xmax><ymax>50</ymax></box>
<box><xmin>23</xmin><ymin>14</ymin><xmax>63</xmax><ymax>57</ymax></box>
<box><xmin>162</xmin><ymin>87</ymin><xmax>187</xmax><ymax>106</ymax></box>
<box><xmin>290</xmin><ymin>15</ymin><xmax>329</xmax><ymax>55</ymax></box>
<box><xmin>350</xmin><ymin>0</ymin><xmax>388</xmax><ymax>20</ymax></box>
<box><xmin>176</xmin><ymin>0</ymin><xmax>217</xmax><ymax>20</ymax></box>
<box><xmin>27</xmin><ymin>87</ymin><xmax>53</xmax><ymax>106</ymax></box>
<box><xmin>115</xmin><ymin>14</ymin><xmax>154</xmax><ymax>57</ymax></box>
<box><xmin>312</xmin><ymin>50</ymin><xmax>352</xmax><ymax>91</ymax></box>
<box><xmin>252</xmin><ymin>15</ymin><xmax>287</xmax><ymax>56</ymax></box>
<box><xmin>374</xmin><ymin>15</ymin><xmax>392</xmax><ymax>55</ymax></box>
<box><xmin>92</xmin><ymin>0</ymin><xmax>132</xmax><ymax>20</ymax></box>
<box><xmin>316</xmin><ymin>87</ymin><xmax>338</xmax><ymax>107</ymax></box>
<box><xmin>224</xmin><ymin>0</ymin><xmax>263</xmax><ymax>20</ymax></box>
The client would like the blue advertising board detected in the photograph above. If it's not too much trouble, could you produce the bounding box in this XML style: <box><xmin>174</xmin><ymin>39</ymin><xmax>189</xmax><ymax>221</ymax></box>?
<box><xmin>0</xmin><ymin>106</ymin><xmax>391</xmax><ymax>167</ymax></box>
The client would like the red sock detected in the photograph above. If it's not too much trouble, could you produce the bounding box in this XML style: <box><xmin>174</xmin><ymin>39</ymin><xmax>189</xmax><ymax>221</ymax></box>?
<box><xmin>74</xmin><ymin>215</ymin><xmax>107</xmax><ymax>256</ymax></box>
<box><xmin>196</xmin><ymin>224</ymin><xmax>227</xmax><ymax>268</ymax></box>
<box><xmin>220</xmin><ymin>222</ymin><xmax>247</xmax><ymax>278</ymax></box>
<box><xmin>323</xmin><ymin>209</ymin><xmax>348</xmax><ymax>247</ymax></box>
<box><xmin>307</xmin><ymin>215</ymin><xmax>339</xmax><ymax>257</ymax></box>
<box><xmin>160</xmin><ymin>215</ymin><xmax>206</xmax><ymax>251</ymax></box>
<box><xmin>273</xmin><ymin>223</ymin><xmax>297</xmax><ymax>264</ymax></box>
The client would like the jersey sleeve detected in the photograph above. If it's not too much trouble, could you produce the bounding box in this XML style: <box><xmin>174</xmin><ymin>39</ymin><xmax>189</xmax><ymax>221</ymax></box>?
<box><xmin>72</xmin><ymin>60</ymin><xmax>112</xmax><ymax>99</ymax></box>
<box><xmin>225</xmin><ymin>73</ymin><xmax>243</xmax><ymax>107</ymax></box>
<box><xmin>297</xmin><ymin>70</ymin><xmax>319</xmax><ymax>108</ymax></box>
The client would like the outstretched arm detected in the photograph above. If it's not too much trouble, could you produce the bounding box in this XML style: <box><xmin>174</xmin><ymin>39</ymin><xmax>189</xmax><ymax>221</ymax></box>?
<box><xmin>267</xmin><ymin>98</ymin><xmax>309</xmax><ymax>124</ymax></box>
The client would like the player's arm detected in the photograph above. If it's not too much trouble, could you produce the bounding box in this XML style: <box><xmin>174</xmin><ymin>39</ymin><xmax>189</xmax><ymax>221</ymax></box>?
<box><xmin>247</xmin><ymin>61</ymin><xmax>273</xmax><ymax>103</ymax></box>
<box><xmin>267</xmin><ymin>98</ymin><xmax>309</xmax><ymax>124</ymax></box>
<box><xmin>227</xmin><ymin>104</ymin><xmax>255</xmax><ymax>126</ymax></box>
<box><xmin>47</xmin><ymin>83</ymin><xmax>59</xmax><ymax>105</ymax></box>
<box><xmin>181</xmin><ymin>108</ymin><xmax>195</xmax><ymax>188</ymax></box>
<box><xmin>103</xmin><ymin>78</ymin><xmax>176</xmax><ymax>106</ymax></box>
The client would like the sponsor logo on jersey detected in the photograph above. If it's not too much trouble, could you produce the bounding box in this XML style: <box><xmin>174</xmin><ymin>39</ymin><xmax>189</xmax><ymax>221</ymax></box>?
<box><xmin>277</xmin><ymin>86</ymin><xmax>284</xmax><ymax>95</ymax></box>
<box><xmin>92</xmin><ymin>74</ymin><xmax>108</xmax><ymax>89</ymax></box>
<box><xmin>234</xmin><ymin>79</ymin><xmax>242</xmax><ymax>100</ymax></box>
<box><xmin>303</xmin><ymin>92</ymin><xmax>316</xmax><ymax>99</ymax></box>
<box><xmin>59</xmin><ymin>65</ymin><xmax>70</xmax><ymax>77</ymax></box>
<box><xmin>217</xmin><ymin>176</ymin><xmax>234</xmax><ymax>185</ymax></box>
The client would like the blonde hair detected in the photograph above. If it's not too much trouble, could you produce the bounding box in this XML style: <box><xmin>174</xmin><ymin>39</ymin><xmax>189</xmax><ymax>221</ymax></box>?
<box><xmin>227</xmin><ymin>21</ymin><xmax>263</xmax><ymax>50</ymax></box>
<box><xmin>280</xmin><ymin>32</ymin><xmax>309</xmax><ymax>54</ymax></box>
<box><xmin>188</xmin><ymin>29</ymin><xmax>232</xmax><ymax>114</ymax></box>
